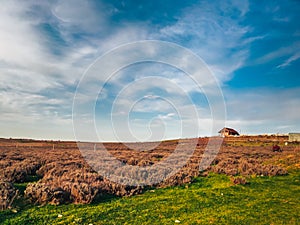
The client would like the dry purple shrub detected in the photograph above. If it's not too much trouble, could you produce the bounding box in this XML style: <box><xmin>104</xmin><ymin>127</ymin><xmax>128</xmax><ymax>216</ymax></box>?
<box><xmin>0</xmin><ymin>180</ymin><xmax>18</xmax><ymax>210</ymax></box>
<box><xmin>230</xmin><ymin>176</ymin><xmax>248</xmax><ymax>185</ymax></box>
<box><xmin>0</xmin><ymin>136</ymin><xmax>294</xmax><ymax>205</ymax></box>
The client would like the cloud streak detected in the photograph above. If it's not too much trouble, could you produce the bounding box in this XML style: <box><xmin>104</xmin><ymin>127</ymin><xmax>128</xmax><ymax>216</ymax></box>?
<box><xmin>0</xmin><ymin>0</ymin><xmax>299</xmax><ymax>140</ymax></box>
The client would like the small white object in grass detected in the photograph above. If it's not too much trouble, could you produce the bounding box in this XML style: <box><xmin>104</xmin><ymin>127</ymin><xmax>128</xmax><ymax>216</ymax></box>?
<box><xmin>150</xmin><ymin>190</ymin><xmax>155</xmax><ymax>192</ymax></box>
<box><xmin>11</xmin><ymin>209</ymin><xmax>17</xmax><ymax>213</ymax></box>
<box><xmin>175</xmin><ymin>219</ymin><xmax>181</xmax><ymax>223</ymax></box>
<box><xmin>58</xmin><ymin>214</ymin><xmax>63</xmax><ymax>218</ymax></box>
<box><xmin>261</xmin><ymin>174</ymin><xmax>264</xmax><ymax>177</ymax></box>
<box><xmin>88</xmin><ymin>224</ymin><xmax>93</xmax><ymax>225</ymax></box>
<box><xmin>221</xmin><ymin>193</ymin><xmax>224</xmax><ymax>196</ymax></box>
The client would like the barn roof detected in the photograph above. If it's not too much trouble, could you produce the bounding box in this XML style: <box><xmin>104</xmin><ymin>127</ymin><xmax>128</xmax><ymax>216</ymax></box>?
<box><xmin>218</xmin><ymin>127</ymin><xmax>239</xmax><ymax>134</ymax></box>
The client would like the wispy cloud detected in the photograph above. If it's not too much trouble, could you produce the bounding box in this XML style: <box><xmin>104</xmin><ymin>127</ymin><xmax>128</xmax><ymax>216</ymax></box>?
<box><xmin>255</xmin><ymin>42</ymin><xmax>300</xmax><ymax>68</ymax></box>
<box><xmin>0</xmin><ymin>0</ymin><xmax>299</xmax><ymax>140</ymax></box>
<box><xmin>224</xmin><ymin>87</ymin><xmax>300</xmax><ymax>133</ymax></box>
<box><xmin>156</xmin><ymin>0</ymin><xmax>252</xmax><ymax>82</ymax></box>
<box><xmin>277</xmin><ymin>52</ymin><xmax>300</xmax><ymax>69</ymax></box>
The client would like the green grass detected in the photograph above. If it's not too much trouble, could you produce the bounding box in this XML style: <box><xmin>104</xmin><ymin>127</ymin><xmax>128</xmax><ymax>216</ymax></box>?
<box><xmin>1</xmin><ymin>171</ymin><xmax>299</xmax><ymax>225</ymax></box>
<box><xmin>14</xmin><ymin>176</ymin><xmax>40</xmax><ymax>194</ymax></box>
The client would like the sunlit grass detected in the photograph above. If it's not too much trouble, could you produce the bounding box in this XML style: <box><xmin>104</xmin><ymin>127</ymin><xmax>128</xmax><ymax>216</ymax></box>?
<box><xmin>1</xmin><ymin>171</ymin><xmax>299</xmax><ymax>225</ymax></box>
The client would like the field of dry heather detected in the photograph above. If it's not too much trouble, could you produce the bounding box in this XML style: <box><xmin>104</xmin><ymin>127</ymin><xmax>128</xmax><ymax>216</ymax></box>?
<box><xmin>0</xmin><ymin>135</ymin><xmax>299</xmax><ymax>210</ymax></box>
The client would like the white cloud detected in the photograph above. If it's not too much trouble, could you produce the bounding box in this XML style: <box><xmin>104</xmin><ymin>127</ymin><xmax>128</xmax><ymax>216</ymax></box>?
<box><xmin>0</xmin><ymin>1</ymin><xmax>125</xmax><ymax>140</ymax></box>
<box><xmin>158</xmin><ymin>113</ymin><xmax>176</xmax><ymax>120</ymax></box>
<box><xmin>0</xmin><ymin>0</ymin><xmax>297</xmax><ymax>141</ymax></box>
<box><xmin>157</xmin><ymin>0</ymin><xmax>251</xmax><ymax>82</ymax></box>
<box><xmin>224</xmin><ymin>87</ymin><xmax>300</xmax><ymax>134</ymax></box>
<box><xmin>52</xmin><ymin>0</ymin><xmax>106</xmax><ymax>34</ymax></box>
<box><xmin>0</xmin><ymin>2</ymin><xmax>46</xmax><ymax>67</ymax></box>
<box><xmin>255</xmin><ymin>42</ymin><xmax>300</xmax><ymax>68</ymax></box>
<box><xmin>277</xmin><ymin>52</ymin><xmax>300</xmax><ymax>68</ymax></box>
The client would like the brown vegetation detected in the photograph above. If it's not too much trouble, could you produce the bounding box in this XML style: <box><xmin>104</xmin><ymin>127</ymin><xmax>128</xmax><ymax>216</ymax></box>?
<box><xmin>0</xmin><ymin>135</ymin><xmax>299</xmax><ymax>207</ymax></box>
<box><xmin>0</xmin><ymin>180</ymin><xmax>18</xmax><ymax>210</ymax></box>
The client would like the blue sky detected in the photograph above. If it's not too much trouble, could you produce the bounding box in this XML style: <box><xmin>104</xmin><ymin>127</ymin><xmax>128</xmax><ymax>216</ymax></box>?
<box><xmin>0</xmin><ymin>0</ymin><xmax>299</xmax><ymax>141</ymax></box>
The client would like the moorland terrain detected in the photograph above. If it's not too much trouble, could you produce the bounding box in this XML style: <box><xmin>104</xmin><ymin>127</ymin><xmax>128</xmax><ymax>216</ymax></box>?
<box><xmin>0</xmin><ymin>135</ymin><xmax>299</xmax><ymax>224</ymax></box>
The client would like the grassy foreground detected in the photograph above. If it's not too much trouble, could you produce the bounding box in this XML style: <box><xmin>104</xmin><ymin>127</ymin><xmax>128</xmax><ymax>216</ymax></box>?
<box><xmin>1</xmin><ymin>171</ymin><xmax>299</xmax><ymax>225</ymax></box>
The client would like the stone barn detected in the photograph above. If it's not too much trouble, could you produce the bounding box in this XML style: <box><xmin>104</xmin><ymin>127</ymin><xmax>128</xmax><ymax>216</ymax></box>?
<box><xmin>218</xmin><ymin>127</ymin><xmax>240</xmax><ymax>137</ymax></box>
<box><xmin>288</xmin><ymin>133</ymin><xmax>300</xmax><ymax>142</ymax></box>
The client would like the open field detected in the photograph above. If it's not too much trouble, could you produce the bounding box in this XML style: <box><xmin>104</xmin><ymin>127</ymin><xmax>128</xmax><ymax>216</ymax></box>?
<box><xmin>0</xmin><ymin>136</ymin><xmax>299</xmax><ymax>224</ymax></box>
<box><xmin>1</xmin><ymin>171</ymin><xmax>300</xmax><ymax>225</ymax></box>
